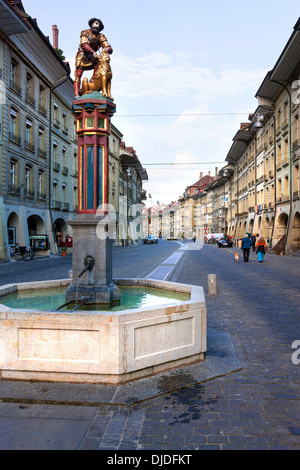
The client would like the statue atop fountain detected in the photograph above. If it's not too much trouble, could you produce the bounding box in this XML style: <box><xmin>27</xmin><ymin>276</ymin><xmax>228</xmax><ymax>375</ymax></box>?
<box><xmin>66</xmin><ymin>18</ymin><xmax>119</xmax><ymax>306</ymax></box>
<box><xmin>74</xmin><ymin>18</ymin><xmax>113</xmax><ymax>99</ymax></box>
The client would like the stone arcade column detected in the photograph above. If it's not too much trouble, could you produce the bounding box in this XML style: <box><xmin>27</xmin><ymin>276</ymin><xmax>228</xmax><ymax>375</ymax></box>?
<box><xmin>66</xmin><ymin>92</ymin><xmax>120</xmax><ymax>305</ymax></box>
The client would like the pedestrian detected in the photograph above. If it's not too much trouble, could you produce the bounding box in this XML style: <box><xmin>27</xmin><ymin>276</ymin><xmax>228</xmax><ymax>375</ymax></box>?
<box><xmin>255</xmin><ymin>236</ymin><xmax>267</xmax><ymax>263</ymax></box>
<box><xmin>241</xmin><ymin>234</ymin><xmax>252</xmax><ymax>262</ymax></box>
<box><xmin>250</xmin><ymin>233</ymin><xmax>256</xmax><ymax>251</ymax></box>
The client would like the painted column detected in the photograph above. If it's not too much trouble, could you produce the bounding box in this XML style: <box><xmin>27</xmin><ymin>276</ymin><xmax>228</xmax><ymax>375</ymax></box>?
<box><xmin>66</xmin><ymin>94</ymin><xmax>120</xmax><ymax>305</ymax></box>
<box><xmin>72</xmin><ymin>95</ymin><xmax>116</xmax><ymax>213</ymax></box>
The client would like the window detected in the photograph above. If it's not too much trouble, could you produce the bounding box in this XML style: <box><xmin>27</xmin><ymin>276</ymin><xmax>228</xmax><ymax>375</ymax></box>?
<box><xmin>53</xmin><ymin>102</ymin><xmax>60</xmax><ymax>127</ymax></box>
<box><xmin>39</xmin><ymin>85</ymin><xmax>47</xmax><ymax>115</ymax></box>
<box><xmin>38</xmin><ymin>170</ymin><xmax>46</xmax><ymax>199</ymax></box>
<box><xmin>53</xmin><ymin>141</ymin><xmax>58</xmax><ymax>164</ymax></box>
<box><xmin>62</xmin><ymin>147</ymin><xmax>67</xmax><ymax>167</ymax></box>
<box><xmin>9</xmin><ymin>158</ymin><xmax>19</xmax><ymax>187</ymax></box>
<box><xmin>26</xmin><ymin>73</ymin><xmax>32</xmax><ymax>98</ymax></box>
<box><xmin>11</xmin><ymin>59</ymin><xmax>17</xmax><ymax>84</ymax></box>
<box><xmin>73</xmin><ymin>186</ymin><xmax>78</xmax><ymax>210</ymax></box>
<box><xmin>9</xmin><ymin>108</ymin><xmax>20</xmax><ymax>144</ymax></box>
<box><xmin>25</xmin><ymin>118</ymin><xmax>34</xmax><ymax>152</ymax></box>
<box><xmin>25</xmin><ymin>164</ymin><xmax>33</xmax><ymax>197</ymax></box>
<box><xmin>73</xmin><ymin>152</ymin><xmax>78</xmax><ymax>176</ymax></box>
<box><xmin>38</xmin><ymin>127</ymin><xmax>46</xmax><ymax>156</ymax></box>
<box><xmin>62</xmin><ymin>111</ymin><xmax>68</xmax><ymax>133</ymax></box>
<box><xmin>10</xmin><ymin>58</ymin><xmax>21</xmax><ymax>95</ymax></box>
<box><xmin>284</xmin><ymin>175</ymin><xmax>289</xmax><ymax>199</ymax></box>
<box><xmin>10</xmin><ymin>159</ymin><xmax>16</xmax><ymax>185</ymax></box>
<box><xmin>53</xmin><ymin>180</ymin><xmax>59</xmax><ymax>205</ymax></box>
<box><xmin>62</xmin><ymin>183</ymin><xmax>66</xmax><ymax>203</ymax></box>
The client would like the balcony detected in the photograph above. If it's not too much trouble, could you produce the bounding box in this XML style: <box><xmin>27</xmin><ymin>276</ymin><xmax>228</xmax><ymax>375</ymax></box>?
<box><xmin>26</xmin><ymin>93</ymin><xmax>35</xmax><ymax>108</ymax></box>
<box><xmin>38</xmin><ymin>192</ymin><xmax>47</xmax><ymax>200</ymax></box>
<box><xmin>9</xmin><ymin>133</ymin><xmax>21</xmax><ymax>146</ymax></box>
<box><xmin>72</xmin><ymin>170</ymin><xmax>78</xmax><ymax>178</ymax></box>
<box><xmin>257</xmin><ymin>175</ymin><xmax>264</xmax><ymax>184</ymax></box>
<box><xmin>282</xmin><ymin>157</ymin><xmax>289</xmax><ymax>167</ymax></box>
<box><xmin>53</xmin><ymin>119</ymin><xmax>60</xmax><ymax>129</ymax></box>
<box><xmin>10</xmin><ymin>80</ymin><xmax>22</xmax><ymax>96</ymax></box>
<box><xmin>293</xmin><ymin>190</ymin><xmax>300</xmax><ymax>199</ymax></box>
<box><xmin>52</xmin><ymin>200</ymin><xmax>62</xmax><ymax>209</ymax></box>
<box><xmin>25</xmin><ymin>140</ymin><xmax>35</xmax><ymax>153</ymax></box>
<box><xmin>53</xmin><ymin>162</ymin><xmax>60</xmax><ymax>172</ymax></box>
<box><xmin>268</xmin><ymin>202</ymin><xmax>275</xmax><ymax>209</ymax></box>
<box><xmin>281</xmin><ymin>119</ymin><xmax>289</xmax><ymax>134</ymax></box>
<box><xmin>62</xmin><ymin>126</ymin><xmax>69</xmax><ymax>135</ymax></box>
<box><xmin>62</xmin><ymin>202</ymin><xmax>70</xmax><ymax>211</ymax></box>
<box><xmin>8</xmin><ymin>183</ymin><xmax>21</xmax><ymax>195</ymax></box>
<box><xmin>38</xmin><ymin>147</ymin><xmax>47</xmax><ymax>158</ymax></box>
<box><xmin>62</xmin><ymin>166</ymin><xmax>69</xmax><ymax>176</ymax></box>
<box><xmin>24</xmin><ymin>188</ymin><xmax>35</xmax><ymax>198</ymax></box>
<box><xmin>38</xmin><ymin>104</ymin><xmax>47</xmax><ymax>116</ymax></box>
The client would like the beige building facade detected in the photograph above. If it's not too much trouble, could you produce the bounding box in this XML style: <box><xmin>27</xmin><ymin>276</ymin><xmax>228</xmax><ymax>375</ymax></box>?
<box><xmin>147</xmin><ymin>18</ymin><xmax>300</xmax><ymax>254</ymax></box>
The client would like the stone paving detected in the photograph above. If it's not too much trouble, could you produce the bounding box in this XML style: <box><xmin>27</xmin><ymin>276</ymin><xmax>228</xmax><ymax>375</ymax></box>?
<box><xmin>80</xmin><ymin>243</ymin><xmax>300</xmax><ymax>450</ymax></box>
<box><xmin>0</xmin><ymin>241</ymin><xmax>300</xmax><ymax>450</ymax></box>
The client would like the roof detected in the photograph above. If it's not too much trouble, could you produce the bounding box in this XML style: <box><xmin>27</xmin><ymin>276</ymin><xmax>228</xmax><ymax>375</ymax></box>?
<box><xmin>187</xmin><ymin>174</ymin><xmax>214</xmax><ymax>190</ymax></box>
<box><xmin>0</xmin><ymin>0</ymin><xmax>30</xmax><ymax>35</ymax></box>
<box><xmin>255</xmin><ymin>17</ymin><xmax>300</xmax><ymax>100</ymax></box>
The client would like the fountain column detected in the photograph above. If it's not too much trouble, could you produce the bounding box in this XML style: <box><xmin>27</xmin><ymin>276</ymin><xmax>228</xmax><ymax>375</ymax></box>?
<box><xmin>66</xmin><ymin>92</ymin><xmax>120</xmax><ymax>305</ymax></box>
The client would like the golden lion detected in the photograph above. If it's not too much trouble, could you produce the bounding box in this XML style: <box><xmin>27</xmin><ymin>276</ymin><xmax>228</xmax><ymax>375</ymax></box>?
<box><xmin>80</xmin><ymin>50</ymin><xmax>113</xmax><ymax>100</ymax></box>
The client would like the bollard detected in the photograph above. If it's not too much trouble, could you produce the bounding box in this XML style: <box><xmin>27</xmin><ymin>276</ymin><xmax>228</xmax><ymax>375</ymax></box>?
<box><xmin>207</xmin><ymin>274</ymin><xmax>218</xmax><ymax>294</ymax></box>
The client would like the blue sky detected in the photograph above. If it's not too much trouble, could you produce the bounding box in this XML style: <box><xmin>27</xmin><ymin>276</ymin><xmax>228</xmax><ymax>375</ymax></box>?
<box><xmin>22</xmin><ymin>0</ymin><xmax>300</xmax><ymax>204</ymax></box>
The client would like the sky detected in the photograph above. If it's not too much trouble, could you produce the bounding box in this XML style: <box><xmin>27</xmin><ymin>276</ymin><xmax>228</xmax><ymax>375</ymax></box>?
<box><xmin>22</xmin><ymin>0</ymin><xmax>300</xmax><ymax>205</ymax></box>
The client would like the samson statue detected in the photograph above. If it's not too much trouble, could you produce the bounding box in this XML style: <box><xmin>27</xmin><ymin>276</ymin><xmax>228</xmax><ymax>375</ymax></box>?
<box><xmin>74</xmin><ymin>18</ymin><xmax>113</xmax><ymax>99</ymax></box>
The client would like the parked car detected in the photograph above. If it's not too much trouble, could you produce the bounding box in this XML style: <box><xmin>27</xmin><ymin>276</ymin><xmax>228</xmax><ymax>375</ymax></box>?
<box><xmin>144</xmin><ymin>235</ymin><xmax>158</xmax><ymax>244</ymax></box>
<box><xmin>217</xmin><ymin>238</ymin><xmax>233</xmax><ymax>248</ymax></box>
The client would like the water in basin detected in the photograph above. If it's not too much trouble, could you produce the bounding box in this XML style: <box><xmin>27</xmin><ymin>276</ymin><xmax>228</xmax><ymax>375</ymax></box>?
<box><xmin>0</xmin><ymin>286</ymin><xmax>190</xmax><ymax>311</ymax></box>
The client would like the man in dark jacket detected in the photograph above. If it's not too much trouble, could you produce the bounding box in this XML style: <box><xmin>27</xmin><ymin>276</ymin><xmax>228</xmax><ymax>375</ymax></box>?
<box><xmin>241</xmin><ymin>234</ymin><xmax>252</xmax><ymax>262</ymax></box>
<box><xmin>250</xmin><ymin>233</ymin><xmax>256</xmax><ymax>251</ymax></box>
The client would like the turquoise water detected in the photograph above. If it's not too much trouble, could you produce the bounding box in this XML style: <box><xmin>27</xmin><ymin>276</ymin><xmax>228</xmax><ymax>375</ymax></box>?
<box><xmin>0</xmin><ymin>286</ymin><xmax>190</xmax><ymax>312</ymax></box>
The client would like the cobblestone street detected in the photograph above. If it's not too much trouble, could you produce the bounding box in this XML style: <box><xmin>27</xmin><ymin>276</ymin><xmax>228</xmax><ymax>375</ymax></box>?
<box><xmin>0</xmin><ymin>241</ymin><xmax>300</xmax><ymax>450</ymax></box>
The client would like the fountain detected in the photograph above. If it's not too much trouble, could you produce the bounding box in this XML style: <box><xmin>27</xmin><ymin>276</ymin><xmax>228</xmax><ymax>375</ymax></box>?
<box><xmin>0</xmin><ymin>18</ymin><xmax>207</xmax><ymax>385</ymax></box>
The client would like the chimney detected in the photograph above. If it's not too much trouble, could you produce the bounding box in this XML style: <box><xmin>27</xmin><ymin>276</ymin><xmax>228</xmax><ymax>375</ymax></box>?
<box><xmin>52</xmin><ymin>25</ymin><xmax>59</xmax><ymax>49</ymax></box>
<box><xmin>199</xmin><ymin>172</ymin><xmax>203</xmax><ymax>180</ymax></box>
<box><xmin>215</xmin><ymin>167</ymin><xmax>218</xmax><ymax>176</ymax></box>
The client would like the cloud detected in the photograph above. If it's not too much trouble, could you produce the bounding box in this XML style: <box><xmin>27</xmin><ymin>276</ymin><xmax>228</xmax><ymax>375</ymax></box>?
<box><xmin>111</xmin><ymin>50</ymin><xmax>266</xmax><ymax>101</ymax></box>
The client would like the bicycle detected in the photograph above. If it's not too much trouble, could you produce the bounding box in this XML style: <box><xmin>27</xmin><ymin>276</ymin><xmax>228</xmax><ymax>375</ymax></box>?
<box><xmin>10</xmin><ymin>244</ymin><xmax>35</xmax><ymax>261</ymax></box>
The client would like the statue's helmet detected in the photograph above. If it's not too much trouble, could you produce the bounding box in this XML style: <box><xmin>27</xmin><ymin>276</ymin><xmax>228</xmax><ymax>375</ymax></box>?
<box><xmin>88</xmin><ymin>18</ymin><xmax>104</xmax><ymax>31</ymax></box>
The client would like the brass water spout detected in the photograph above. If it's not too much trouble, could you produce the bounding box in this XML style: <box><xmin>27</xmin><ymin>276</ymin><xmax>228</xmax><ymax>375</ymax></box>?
<box><xmin>78</xmin><ymin>255</ymin><xmax>95</xmax><ymax>278</ymax></box>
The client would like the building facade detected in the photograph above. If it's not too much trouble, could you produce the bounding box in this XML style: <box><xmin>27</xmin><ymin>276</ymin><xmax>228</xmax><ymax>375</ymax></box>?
<box><xmin>0</xmin><ymin>0</ymin><xmax>148</xmax><ymax>259</ymax></box>
<box><xmin>146</xmin><ymin>18</ymin><xmax>300</xmax><ymax>254</ymax></box>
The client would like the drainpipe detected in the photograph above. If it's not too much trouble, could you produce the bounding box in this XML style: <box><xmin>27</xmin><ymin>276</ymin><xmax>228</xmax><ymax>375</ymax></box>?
<box><xmin>48</xmin><ymin>74</ymin><xmax>70</xmax><ymax>254</ymax></box>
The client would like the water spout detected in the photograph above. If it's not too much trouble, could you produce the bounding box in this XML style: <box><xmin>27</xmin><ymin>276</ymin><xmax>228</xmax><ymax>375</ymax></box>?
<box><xmin>78</xmin><ymin>255</ymin><xmax>95</xmax><ymax>279</ymax></box>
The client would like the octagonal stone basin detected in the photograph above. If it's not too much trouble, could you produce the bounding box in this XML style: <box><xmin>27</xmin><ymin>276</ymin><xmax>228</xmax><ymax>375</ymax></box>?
<box><xmin>0</xmin><ymin>278</ymin><xmax>206</xmax><ymax>384</ymax></box>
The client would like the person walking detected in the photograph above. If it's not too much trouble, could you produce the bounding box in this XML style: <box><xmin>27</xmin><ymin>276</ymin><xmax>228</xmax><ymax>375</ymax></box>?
<box><xmin>255</xmin><ymin>236</ymin><xmax>267</xmax><ymax>263</ymax></box>
<box><xmin>241</xmin><ymin>234</ymin><xmax>252</xmax><ymax>262</ymax></box>
<box><xmin>250</xmin><ymin>233</ymin><xmax>256</xmax><ymax>251</ymax></box>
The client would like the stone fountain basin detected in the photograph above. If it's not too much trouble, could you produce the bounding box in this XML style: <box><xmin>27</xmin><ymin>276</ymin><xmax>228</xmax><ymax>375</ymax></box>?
<box><xmin>0</xmin><ymin>278</ymin><xmax>206</xmax><ymax>384</ymax></box>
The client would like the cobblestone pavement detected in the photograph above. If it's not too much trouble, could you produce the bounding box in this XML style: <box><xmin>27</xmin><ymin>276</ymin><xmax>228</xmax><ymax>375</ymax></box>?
<box><xmin>1</xmin><ymin>241</ymin><xmax>300</xmax><ymax>450</ymax></box>
<box><xmin>77</xmin><ymin>243</ymin><xmax>300</xmax><ymax>450</ymax></box>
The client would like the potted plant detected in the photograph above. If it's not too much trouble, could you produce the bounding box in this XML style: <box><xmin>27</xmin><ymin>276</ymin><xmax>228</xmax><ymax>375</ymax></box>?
<box><xmin>61</xmin><ymin>245</ymin><xmax>67</xmax><ymax>256</ymax></box>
